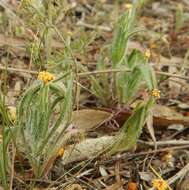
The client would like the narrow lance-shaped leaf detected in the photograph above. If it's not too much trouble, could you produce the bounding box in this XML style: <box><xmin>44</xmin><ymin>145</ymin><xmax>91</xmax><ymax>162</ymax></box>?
<box><xmin>111</xmin><ymin>6</ymin><xmax>136</xmax><ymax>67</ymax></box>
<box><xmin>137</xmin><ymin>64</ymin><xmax>157</xmax><ymax>90</ymax></box>
<box><xmin>109</xmin><ymin>98</ymin><xmax>154</xmax><ymax>155</ymax></box>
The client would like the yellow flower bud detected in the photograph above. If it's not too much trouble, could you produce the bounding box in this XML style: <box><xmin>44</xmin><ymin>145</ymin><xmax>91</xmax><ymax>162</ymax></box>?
<box><xmin>152</xmin><ymin>88</ymin><xmax>160</xmax><ymax>98</ymax></box>
<box><xmin>57</xmin><ymin>147</ymin><xmax>64</xmax><ymax>157</ymax></box>
<box><xmin>145</xmin><ymin>49</ymin><xmax>151</xmax><ymax>59</ymax></box>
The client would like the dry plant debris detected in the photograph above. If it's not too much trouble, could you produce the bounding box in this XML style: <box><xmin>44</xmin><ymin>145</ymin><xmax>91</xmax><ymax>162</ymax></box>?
<box><xmin>0</xmin><ymin>0</ymin><xmax>189</xmax><ymax>190</ymax></box>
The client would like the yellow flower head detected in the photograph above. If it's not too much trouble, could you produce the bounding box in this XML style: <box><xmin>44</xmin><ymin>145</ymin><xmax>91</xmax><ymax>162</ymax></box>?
<box><xmin>152</xmin><ymin>88</ymin><xmax>161</xmax><ymax>98</ymax></box>
<box><xmin>152</xmin><ymin>179</ymin><xmax>168</xmax><ymax>190</ymax></box>
<box><xmin>38</xmin><ymin>71</ymin><xmax>55</xmax><ymax>83</ymax></box>
<box><xmin>125</xmin><ymin>3</ymin><xmax>132</xmax><ymax>10</ymax></box>
<box><xmin>145</xmin><ymin>49</ymin><xmax>151</xmax><ymax>59</ymax></box>
<box><xmin>57</xmin><ymin>147</ymin><xmax>64</xmax><ymax>157</ymax></box>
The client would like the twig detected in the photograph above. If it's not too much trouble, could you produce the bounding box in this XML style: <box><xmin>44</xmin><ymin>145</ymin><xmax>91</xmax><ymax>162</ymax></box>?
<box><xmin>76</xmin><ymin>21</ymin><xmax>112</xmax><ymax>32</ymax></box>
<box><xmin>100</xmin><ymin>145</ymin><xmax>189</xmax><ymax>165</ymax></box>
<box><xmin>1</xmin><ymin>65</ymin><xmax>189</xmax><ymax>80</ymax></box>
<box><xmin>138</xmin><ymin>140</ymin><xmax>189</xmax><ymax>147</ymax></box>
<box><xmin>78</xmin><ymin>68</ymin><xmax>131</xmax><ymax>76</ymax></box>
<box><xmin>156</xmin><ymin>71</ymin><xmax>189</xmax><ymax>80</ymax></box>
<box><xmin>0</xmin><ymin>65</ymin><xmax>37</xmax><ymax>75</ymax></box>
<box><xmin>167</xmin><ymin>163</ymin><xmax>189</xmax><ymax>184</ymax></box>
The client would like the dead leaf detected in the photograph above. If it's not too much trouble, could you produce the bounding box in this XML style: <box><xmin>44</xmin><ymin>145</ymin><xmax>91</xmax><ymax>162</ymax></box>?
<box><xmin>139</xmin><ymin>172</ymin><xmax>154</xmax><ymax>182</ymax></box>
<box><xmin>114</xmin><ymin>104</ymin><xmax>189</xmax><ymax>128</ymax></box>
<box><xmin>99</xmin><ymin>165</ymin><xmax>108</xmax><ymax>177</ymax></box>
<box><xmin>72</xmin><ymin>109</ymin><xmax>111</xmax><ymax>131</ymax></box>
<box><xmin>146</xmin><ymin>110</ymin><xmax>156</xmax><ymax>147</ymax></box>
<box><xmin>152</xmin><ymin>104</ymin><xmax>189</xmax><ymax>127</ymax></box>
<box><xmin>168</xmin><ymin>124</ymin><xmax>184</xmax><ymax>131</ymax></box>
<box><xmin>62</xmin><ymin>136</ymin><xmax>114</xmax><ymax>165</ymax></box>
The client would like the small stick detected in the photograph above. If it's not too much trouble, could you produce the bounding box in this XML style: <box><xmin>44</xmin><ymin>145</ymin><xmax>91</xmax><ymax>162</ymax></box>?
<box><xmin>100</xmin><ymin>145</ymin><xmax>189</xmax><ymax>165</ymax></box>
<box><xmin>156</xmin><ymin>71</ymin><xmax>189</xmax><ymax>80</ymax></box>
<box><xmin>167</xmin><ymin>163</ymin><xmax>189</xmax><ymax>184</ymax></box>
<box><xmin>76</xmin><ymin>21</ymin><xmax>112</xmax><ymax>32</ymax></box>
<box><xmin>138</xmin><ymin>140</ymin><xmax>189</xmax><ymax>147</ymax></box>
<box><xmin>1</xmin><ymin>65</ymin><xmax>189</xmax><ymax>80</ymax></box>
<box><xmin>0</xmin><ymin>65</ymin><xmax>37</xmax><ymax>75</ymax></box>
<box><xmin>78</xmin><ymin>68</ymin><xmax>131</xmax><ymax>76</ymax></box>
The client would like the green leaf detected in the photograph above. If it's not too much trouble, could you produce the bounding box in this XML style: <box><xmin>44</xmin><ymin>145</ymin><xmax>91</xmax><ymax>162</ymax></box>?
<box><xmin>137</xmin><ymin>64</ymin><xmax>157</xmax><ymax>90</ymax></box>
<box><xmin>0</xmin><ymin>96</ymin><xmax>10</xmax><ymax>190</ymax></box>
<box><xmin>109</xmin><ymin>98</ymin><xmax>154</xmax><ymax>154</ymax></box>
<box><xmin>16</xmin><ymin>76</ymin><xmax>73</xmax><ymax>177</ymax></box>
<box><xmin>123</xmin><ymin>67</ymin><xmax>142</xmax><ymax>103</ymax></box>
<box><xmin>127</xmin><ymin>49</ymin><xmax>146</xmax><ymax>68</ymax></box>
<box><xmin>111</xmin><ymin>6</ymin><xmax>136</xmax><ymax>67</ymax></box>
